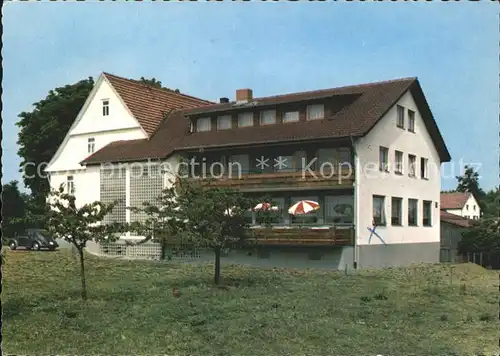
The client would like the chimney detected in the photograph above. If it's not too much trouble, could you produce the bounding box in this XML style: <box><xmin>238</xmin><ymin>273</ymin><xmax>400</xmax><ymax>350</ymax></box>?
<box><xmin>236</xmin><ymin>89</ymin><xmax>253</xmax><ymax>103</ymax></box>
<box><xmin>219</xmin><ymin>97</ymin><xmax>229</xmax><ymax>104</ymax></box>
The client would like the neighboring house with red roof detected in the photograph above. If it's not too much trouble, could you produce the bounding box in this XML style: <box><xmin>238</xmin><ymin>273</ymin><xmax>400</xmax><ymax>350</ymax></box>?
<box><xmin>46</xmin><ymin>72</ymin><xmax>451</xmax><ymax>270</ymax></box>
<box><xmin>440</xmin><ymin>192</ymin><xmax>481</xmax><ymax>220</ymax></box>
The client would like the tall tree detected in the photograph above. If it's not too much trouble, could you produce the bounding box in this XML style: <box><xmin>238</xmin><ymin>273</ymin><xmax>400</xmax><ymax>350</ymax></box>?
<box><xmin>1</xmin><ymin>181</ymin><xmax>28</xmax><ymax>241</ymax></box>
<box><xmin>455</xmin><ymin>165</ymin><xmax>486</xmax><ymax>212</ymax></box>
<box><xmin>16</xmin><ymin>77</ymin><xmax>95</xmax><ymax>202</ymax></box>
<box><xmin>47</xmin><ymin>185</ymin><xmax>122</xmax><ymax>300</ymax></box>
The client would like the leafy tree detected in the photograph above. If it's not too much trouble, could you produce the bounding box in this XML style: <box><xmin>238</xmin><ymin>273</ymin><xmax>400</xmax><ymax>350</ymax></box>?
<box><xmin>481</xmin><ymin>187</ymin><xmax>500</xmax><ymax>218</ymax></box>
<box><xmin>175</xmin><ymin>179</ymin><xmax>255</xmax><ymax>284</ymax></box>
<box><xmin>47</xmin><ymin>185</ymin><xmax>122</xmax><ymax>300</ymax></box>
<box><xmin>459</xmin><ymin>218</ymin><xmax>500</xmax><ymax>255</ymax></box>
<box><xmin>139</xmin><ymin>77</ymin><xmax>163</xmax><ymax>88</ymax></box>
<box><xmin>139</xmin><ymin>76</ymin><xmax>180</xmax><ymax>93</ymax></box>
<box><xmin>1</xmin><ymin>181</ymin><xmax>28</xmax><ymax>241</ymax></box>
<box><xmin>455</xmin><ymin>165</ymin><xmax>485</xmax><ymax>202</ymax></box>
<box><xmin>156</xmin><ymin>178</ymin><xmax>255</xmax><ymax>284</ymax></box>
<box><xmin>16</xmin><ymin>77</ymin><xmax>95</xmax><ymax>202</ymax></box>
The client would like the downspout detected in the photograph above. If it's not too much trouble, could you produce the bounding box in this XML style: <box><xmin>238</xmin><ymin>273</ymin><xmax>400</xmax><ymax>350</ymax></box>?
<box><xmin>349</xmin><ymin>135</ymin><xmax>359</xmax><ymax>270</ymax></box>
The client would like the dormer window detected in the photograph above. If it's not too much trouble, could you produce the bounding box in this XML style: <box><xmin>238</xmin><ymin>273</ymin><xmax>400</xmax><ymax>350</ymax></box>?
<box><xmin>283</xmin><ymin>111</ymin><xmax>299</xmax><ymax>123</ymax></box>
<box><xmin>197</xmin><ymin>117</ymin><xmax>211</xmax><ymax>132</ymax></box>
<box><xmin>217</xmin><ymin>115</ymin><xmax>232</xmax><ymax>130</ymax></box>
<box><xmin>102</xmin><ymin>100</ymin><xmax>109</xmax><ymax>116</ymax></box>
<box><xmin>306</xmin><ymin>104</ymin><xmax>324</xmax><ymax>120</ymax></box>
<box><xmin>238</xmin><ymin>112</ymin><xmax>254</xmax><ymax>127</ymax></box>
<box><xmin>260</xmin><ymin>110</ymin><xmax>276</xmax><ymax>125</ymax></box>
<box><xmin>88</xmin><ymin>137</ymin><xmax>95</xmax><ymax>153</ymax></box>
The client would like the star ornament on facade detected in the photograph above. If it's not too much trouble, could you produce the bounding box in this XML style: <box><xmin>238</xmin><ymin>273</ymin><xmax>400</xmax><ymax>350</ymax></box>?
<box><xmin>274</xmin><ymin>156</ymin><xmax>288</xmax><ymax>170</ymax></box>
<box><xmin>256</xmin><ymin>156</ymin><xmax>270</xmax><ymax>170</ymax></box>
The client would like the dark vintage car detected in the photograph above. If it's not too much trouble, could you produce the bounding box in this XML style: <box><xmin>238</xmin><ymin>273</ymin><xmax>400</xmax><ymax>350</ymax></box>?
<box><xmin>8</xmin><ymin>229</ymin><xmax>59</xmax><ymax>251</ymax></box>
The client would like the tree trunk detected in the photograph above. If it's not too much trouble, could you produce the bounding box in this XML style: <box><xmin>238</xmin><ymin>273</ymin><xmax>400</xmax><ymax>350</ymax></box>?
<box><xmin>160</xmin><ymin>242</ymin><xmax>167</xmax><ymax>261</ymax></box>
<box><xmin>214</xmin><ymin>246</ymin><xmax>221</xmax><ymax>285</ymax></box>
<box><xmin>78</xmin><ymin>248</ymin><xmax>88</xmax><ymax>300</ymax></box>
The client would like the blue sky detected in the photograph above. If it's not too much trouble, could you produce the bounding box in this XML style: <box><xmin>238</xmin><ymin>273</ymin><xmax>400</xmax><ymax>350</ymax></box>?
<box><xmin>3</xmin><ymin>2</ymin><xmax>498</xmax><ymax>192</ymax></box>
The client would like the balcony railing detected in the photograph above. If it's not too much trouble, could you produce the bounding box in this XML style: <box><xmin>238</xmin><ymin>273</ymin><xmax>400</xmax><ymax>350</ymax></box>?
<box><xmin>247</xmin><ymin>225</ymin><xmax>354</xmax><ymax>246</ymax></box>
<box><xmin>190</xmin><ymin>167</ymin><xmax>354</xmax><ymax>191</ymax></box>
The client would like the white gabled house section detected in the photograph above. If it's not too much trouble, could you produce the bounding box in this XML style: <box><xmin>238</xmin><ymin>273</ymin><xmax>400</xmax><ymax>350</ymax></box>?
<box><xmin>45</xmin><ymin>73</ymin><xmax>148</xmax><ymax>173</ymax></box>
<box><xmin>355</xmin><ymin>89</ymin><xmax>442</xmax><ymax>246</ymax></box>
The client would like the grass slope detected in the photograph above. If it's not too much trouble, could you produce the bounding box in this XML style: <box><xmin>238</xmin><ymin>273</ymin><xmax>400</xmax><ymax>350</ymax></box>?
<box><xmin>2</xmin><ymin>250</ymin><xmax>499</xmax><ymax>355</ymax></box>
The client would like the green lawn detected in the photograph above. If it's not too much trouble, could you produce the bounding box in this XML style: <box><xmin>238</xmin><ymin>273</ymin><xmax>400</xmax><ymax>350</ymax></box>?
<box><xmin>2</xmin><ymin>249</ymin><xmax>499</xmax><ymax>355</ymax></box>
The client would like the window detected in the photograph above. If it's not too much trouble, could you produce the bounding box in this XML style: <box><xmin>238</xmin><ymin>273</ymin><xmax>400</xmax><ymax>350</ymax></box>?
<box><xmin>408</xmin><ymin>110</ymin><xmax>415</xmax><ymax>132</ymax></box>
<box><xmin>391</xmin><ymin>197</ymin><xmax>402</xmax><ymax>226</ymax></box>
<box><xmin>260</xmin><ymin>110</ymin><xmax>276</xmax><ymax>125</ymax></box>
<box><xmin>317</xmin><ymin>148</ymin><xmax>338</xmax><ymax>172</ymax></box>
<box><xmin>217</xmin><ymin>115</ymin><xmax>232</xmax><ymax>130</ymax></box>
<box><xmin>306</xmin><ymin>104</ymin><xmax>324</xmax><ymax>120</ymax></box>
<box><xmin>238</xmin><ymin>112</ymin><xmax>253</xmax><ymax>127</ymax></box>
<box><xmin>229</xmin><ymin>154</ymin><xmax>249</xmax><ymax>176</ymax></box>
<box><xmin>87</xmin><ymin>137</ymin><xmax>95</xmax><ymax>153</ymax></box>
<box><xmin>408</xmin><ymin>154</ymin><xmax>416</xmax><ymax>177</ymax></box>
<box><xmin>197</xmin><ymin>117</ymin><xmax>211</xmax><ymax>132</ymax></box>
<box><xmin>466</xmin><ymin>204</ymin><xmax>469</xmax><ymax>210</ymax></box>
<box><xmin>102</xmin><ymin>100</ymin><xmax>109</xmax><ymax>116</ymax></box>
<box><xmin>395</xmin><ymin>151</ymin><xmax>403</xmax><ymax>174</ymax></box>
<box><xmin>338</xmin><ymin>148</ymin><xmax>353</xmax><ymax>166</ymax></box>
<box><xmin>324</xmin><ymin>195</ymin><xmax>354</xmax><ymax>224</ymax></box>
<box><xmin>283</xmin><ymin>111</ymin><xmax>299</xmax><ymax>123</ymax></box>
<box><xmin>66</xmin><ymin>176</ymin><xmax>75</xmax><ymax>194</ymax></box>
<box><xmin>397</xmin><ymin>105</ymin><xmax>405</xmax><ymax>128</ymax></box>
<box><xmin>373</xmin><ymin>195</ymin><xmax>386</xmax><ymax>226</ymax></box>
<box><xmin>473</xmin><ymin>205</ymin><xmax>476</xmax><ymax>211</ymax></box>
<box><xmin>408</xmin><ymin>199</ymin><xmax>418</xmax><ymax>226</ymax></box>
<box><xmin>275</xmin><ymin>155</ymin><xmax>294</xmax><ymax>172</ymax></box>
<box><xmin>420</xmin><ymin>158</ymin><xmax>428</xmax><ymax>179</ymax></box>
<box><xmin>379</xmin><ymin>147</ymin><xmax>389</xmax><ymax>172</ymax></box>
<box><xmin>423</xmin><ymin>200</ymin><xmax>432</xmax><ymax>226</ymax></box>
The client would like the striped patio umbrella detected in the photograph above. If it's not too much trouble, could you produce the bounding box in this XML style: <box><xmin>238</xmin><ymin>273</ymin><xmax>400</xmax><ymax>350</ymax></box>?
<box><xmin>254</xmin><ymin>202</ymin><xmax>279</xmax><ymax>211</ymax></box>
<box><xmin>288</xmin><ymin>200</ymin><xmax>320</xmax><ymax>215</ymax></box>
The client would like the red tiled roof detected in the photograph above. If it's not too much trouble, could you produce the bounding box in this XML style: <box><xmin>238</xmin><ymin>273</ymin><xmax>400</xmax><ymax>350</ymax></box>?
<box><xmin>82</xmin><ymin>77</ymin><xmax>451</xmax><ymax>165</ymax></box>
<box><xmin>440</xmin><ymin>210</ymin><xmax>472</xmax><ymax>228</ymax></box>
<box><xmin>103</xmin><ymin>72</ymin><xmax>213</xmax><ymax>136</ymax></box>
<box><xmin>440</xmin><ymin>192</ymin><xmax>471</xmax><ymax>210</ymax></box>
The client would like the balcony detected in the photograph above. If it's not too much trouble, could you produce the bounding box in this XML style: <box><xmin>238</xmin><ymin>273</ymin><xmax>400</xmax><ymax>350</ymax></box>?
<box><xmin>191</xmin><ymin>167</ymin><xmax>354</xmax><ymax>191</ymax></box>
<box><xmin>247</xmin><ymin>225</ymin><xmax>354</xmax><ymax>246</ymax></box>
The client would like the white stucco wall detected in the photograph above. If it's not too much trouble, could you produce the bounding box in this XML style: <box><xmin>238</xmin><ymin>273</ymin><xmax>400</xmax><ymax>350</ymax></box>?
<box><xmin>355</xmin><ymin>90</ymin><xmax>441</xmax><ymax>245</ymax></box>
<box><xmin>49</xmin><ymin>129</ymin><xmax>145</xmax><ymax>172</ymax></box>
<box><xmin>71</xmin><ymin>78</ymin><xmax>142</xmax><ymax>135</ymax></box>
<box><xmin>46</xmin><ymin>75</ymin><xmax>149</xmax><ymax>209</ymax></box>
<box><xmin>46</xmin><ymin>76</ymin><xmax>147</xmax><ymax>173</ymax></box>
<box><xmin>49</xmin><ymin>166</ymin><xmax>100</xmax><ymax>209</ymax></box>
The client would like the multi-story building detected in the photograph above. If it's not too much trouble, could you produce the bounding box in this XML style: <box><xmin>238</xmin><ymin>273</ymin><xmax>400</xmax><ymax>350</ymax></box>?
<box><xmin>46</xmin><ymin>72</ymin><xmax>451</xmax><ymax>269</ymax></box>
